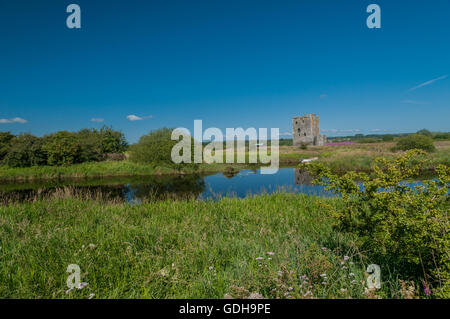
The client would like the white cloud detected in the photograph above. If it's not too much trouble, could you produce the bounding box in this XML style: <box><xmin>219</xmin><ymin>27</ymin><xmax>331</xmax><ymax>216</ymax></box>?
<box><xmin>0</xmin><ymin>117</ymin><xmax>28</xmax><ymax>124</ymax></box>
<box><xmin>408</xmin><ymin>75</ymin><xmax>447</xmax><ymax>92</ymax></box>
<box><xmin>369</xmin><ymin>128</ymin><xmax>388</xmax><ymax>132</ymax></box>
<box><xmin>126</xmin><ymin>114</ymin><xmax>153</xmax><ymax>121</ymax></box>
<box><xmin>90</xmin><ymin>118</ymin><xmax>104</xmax><ymax>123</ymax></box>
<box><xmin>278</xmin><ymin>131</ymin><xmax>292</xmax><ymax>137</ymax></box>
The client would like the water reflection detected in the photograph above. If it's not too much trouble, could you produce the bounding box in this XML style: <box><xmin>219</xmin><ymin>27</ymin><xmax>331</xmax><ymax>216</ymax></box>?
<box><xmin>0</xmin><ymin>168</ymin><xmax>337</xmax><ymax>204</ymax></box>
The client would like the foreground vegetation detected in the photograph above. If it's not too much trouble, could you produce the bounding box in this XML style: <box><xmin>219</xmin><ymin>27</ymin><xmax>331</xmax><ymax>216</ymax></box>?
<box><xmin>0</xmin><ymin>193</ymin><xmax>434</xmax><ymax>299</ymax></box>
<box><xmin>304</xmin><ymin>150</ymin><xmax>449</xmax><ymax>297</ymax></box>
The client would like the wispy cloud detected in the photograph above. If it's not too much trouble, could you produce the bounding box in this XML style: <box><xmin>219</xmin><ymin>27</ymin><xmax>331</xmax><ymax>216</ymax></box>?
<box><xmin>408</xmin><ymin>75</ymin><xmax>447</xmax><ymax>92</ymax></box>
<box><xmin>321</xmin><ymin>129</ymin><xmax>361</xmax><ymax>134</ymax></box>
<box><xmin>319</xmin><ymin>94</ymin><xmax>328</xmax><ymax>99</ymax></box>
<box><xmin>126</xmin><ymin>114</ymin><xmax>153</xmax><ymax>121</ymax></box>
<box><xmin>278</xmin><ymin>131</ymin><xmax>292</xmax><ymax>137</ymax></box>
<box><xmin>90</xmin><ymin>118</ymin><xmax>104</xmax><ymax>123</ymax></box>
<box><xmin>0</xmin><ymin>117</ymin><xmax>28</xmax><ymax>124</ymax></box>
<box><xmin>401</xmin><ymin>100</ymin><xmax>429</xmax><ymax>105</ymax></box>
<box><xmin>369</xmin><ymin>128</ymin><xmax>388</xmax><ymax>132</ymax></box>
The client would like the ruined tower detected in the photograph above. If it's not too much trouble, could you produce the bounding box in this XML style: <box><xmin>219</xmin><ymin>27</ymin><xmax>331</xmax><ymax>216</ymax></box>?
<box><xmin>292</xmin><ymin>114</ymin><xmax>327</xmax><ymax>146</ymax></box>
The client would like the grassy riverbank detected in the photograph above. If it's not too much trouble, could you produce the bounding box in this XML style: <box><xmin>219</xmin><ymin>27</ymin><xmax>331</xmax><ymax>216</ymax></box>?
<box><xmin>0</xmin><ymin>141</ymin><xmax>448</xmax><ymax>181</ymax></box>
<box><xmin>0</xmin><ymin>193</ymin><xmax>430</xmax><ymax>299</ymax></box>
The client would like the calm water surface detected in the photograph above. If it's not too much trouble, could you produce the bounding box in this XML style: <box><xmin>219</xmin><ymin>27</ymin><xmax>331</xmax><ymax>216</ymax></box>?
<box><xmin>0</xmin><ymin>168</ymin><xmax>424</xmax><ymax>203</ymax></box>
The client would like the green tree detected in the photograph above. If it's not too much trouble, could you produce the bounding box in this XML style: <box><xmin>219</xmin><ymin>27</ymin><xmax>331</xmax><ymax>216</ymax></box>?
<box><xmin>416</xmin><ymin>129</ymin><xmax>433</xmax><ymax>137</ymax></box>
<box><xmin>0</xmin><ymin>131</ymin><xmax>14</xmax><ymax>163</ymax></box>
<box><xmin>42</xmin><ymin>131</ymin><xmax>82</xmax><ymax>166</ymax></box>
<box><xmin>77</xmin><ymin>128</ymin><xmax>104</xmax><ymax>162</ymax></box>
<box><xmin>129</xmin><ymin>128</ymin><xmax>197</xmax><ymax>171</ymax></box>
<box><xmin>3</xmin><ymin>134</ymin><xmax>46</xmax><ymax>167</ymax></box>
<box><xmin>99</xmin><ymin>126</ymin><xmax>128</xmax><ymax>154</ymax></box>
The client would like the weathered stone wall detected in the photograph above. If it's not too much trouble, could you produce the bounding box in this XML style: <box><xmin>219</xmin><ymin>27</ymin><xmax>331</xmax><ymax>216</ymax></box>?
<box><xmin>292</xmin><ymin>114</ymin><xmax>326</xmax><ymax>146</ymax></box>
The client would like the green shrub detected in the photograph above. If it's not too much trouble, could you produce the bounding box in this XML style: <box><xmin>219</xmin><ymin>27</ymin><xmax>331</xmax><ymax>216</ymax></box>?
<box><xmin>42</xmin><ymin>131</ymin><xmax>82</xmax><ymax>166</ymax></box>
<box><xmin>0</xmin><ymin>131</ymin><xmax>14</xmax><ymax>163</ymax></box>
<box><xmin>129</xmin><ymin>128</ymin><xmax>197</xmax><ymax>171</ymax></box>
<box><xmin>304</xmin><ymin>150</ymin><xmax>449</xmax><ymax>297</ymax></box>
<box><xmin>300</xmin><ymin>142</ymin><xmax>308</xmax><ymax>150</ymax></box>
<box><xmin>77</xmin><ymin>129</ymin><xmax>104</xmax><ymax>162</ymax></box>
<box><xmin>2</xmin><ymin>134</ymin><xmax>47</xmax><ymax>168</ymax></box>
<box><xmin>417</xmin><ymin>129</ymin><xmax>433</xmax><ymax>137</ymax></box>
<box><xmin>98</xmin><ymin>126</ymin><xmax>128</xmax><ymax>154</ymax></box>
<box><xmin>393</xmin><ymin>134</ymin><xmax>436</xmax><ymax>152</ymax></box>
<box><xmin>382</xmin><ymin>134</ymin><xmax>394</xmax><ymax>142</ymax></box>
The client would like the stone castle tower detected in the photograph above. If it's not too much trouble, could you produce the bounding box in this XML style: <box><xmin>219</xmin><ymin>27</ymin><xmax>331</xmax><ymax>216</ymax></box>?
<box><xmin>292</xmin><ymin>114</ymin><xmax>327</xmax><ymax>146</ymax></box>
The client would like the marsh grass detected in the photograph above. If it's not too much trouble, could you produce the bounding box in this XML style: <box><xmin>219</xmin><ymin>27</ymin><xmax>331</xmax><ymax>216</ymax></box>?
<box><xmin>0</xmin><ymin>193</ymin><xmax>423</xmax><ymax>299</ymax></box>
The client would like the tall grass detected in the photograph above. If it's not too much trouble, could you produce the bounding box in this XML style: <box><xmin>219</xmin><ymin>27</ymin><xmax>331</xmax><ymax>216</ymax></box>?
<box><xmin>0</xmin><ymin>193</ymin><xmax>422</xmax><ymax>299</ymax></box>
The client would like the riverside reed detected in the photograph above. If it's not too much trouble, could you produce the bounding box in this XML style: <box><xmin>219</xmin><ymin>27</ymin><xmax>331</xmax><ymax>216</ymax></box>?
<box><xmin>0</xmin><ymin>192</ymin><xmax>432</xmax><ymax>299</ymax></box>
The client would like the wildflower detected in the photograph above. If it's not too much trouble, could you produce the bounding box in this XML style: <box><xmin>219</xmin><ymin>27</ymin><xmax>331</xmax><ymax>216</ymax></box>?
<box><xmin>340</xmin><ymin>288</ymin><xmax>347</xmax><ymax>292</ymax></box>
<box><xmin>424</xmin><ymin>287</ymin><xmax>431</xmax><ymax>296</ymax></box>
<box><xmin>77</xmin><ymin>282</ymin><xmax>89</xmax><ymax>290</ymax></box>
<box><xmin>288</xmin><ymin>287</ymin><xmax>293</xmax><ymax>291</ymax></box>
<box><xmin>65</xmin><ymin>288</ymin><xmax>74</xmax><ymax>294</ymax></box>
<box><xmin>349</xmin><ymin>272</ymin><xmax>355</xmax><ymax>277</ymax></box>
<box><xmin>268</xmin><ymin>258</ymin><xmax>272</xmax><ymax>260</ymax></box>
<box><xmin>266</xmin><ymin>252</ymin><xmax>275</xmax><ymax>256</ymax></box>
<box><xmin>351</xmin><ymin>280</ymin><xmax>356</xmax><ymax>284</ymax></box>
<box><xmin>88</xmin><ymin>244</ymin><xmax>96</xmax><ymax>249</ymax></box>
<box><xmin>248</xmin><ymin>292</ymin><xmax>264</xmax><ymax>299</ymax></box>
<box><xmin>320</xmin><ymin>273</ymin><xmax>327</xmax><ymax>277</ymax></box>
<box><xmin>209</xmin><ymin>266</ymin><xmax>214</xmax><ymax>270</ymax></box>
<box><xmin>343</xmin><ymin>256</ymin><xmax>350</xmax><ymax>261</ymax></box>
<box><xmin>88</xmin><ymin>293</ymin><xmax>95</xmax><ymax>299</ymax></box>
<box><xmin>256</xmin><ymin>257</ymin><xmax>264</xmax><ymax>261</ymax></box>
<box><xmin>321</xmin><ymin>247</ymin><xmax>327</xmax><ymax>251</ymax></box>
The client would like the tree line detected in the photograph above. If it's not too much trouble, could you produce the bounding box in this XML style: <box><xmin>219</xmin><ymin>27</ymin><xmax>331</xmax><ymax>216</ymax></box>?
<box><xmin>0</xmin><ymin>126</ymin><xmax>127</xmax><ymax>168</ymax></box>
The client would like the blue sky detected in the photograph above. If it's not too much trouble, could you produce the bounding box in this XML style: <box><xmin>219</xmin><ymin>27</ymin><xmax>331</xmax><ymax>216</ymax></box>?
<box><xmin>0</xmin><ymin>0</ymin><xmax>449</xmax><ymax>142</ymax></box>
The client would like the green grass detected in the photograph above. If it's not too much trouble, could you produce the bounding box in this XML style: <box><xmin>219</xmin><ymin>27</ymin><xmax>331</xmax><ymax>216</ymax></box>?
<box><xmin>0</xmin><ymin>193</ymin><xmax>419</xmax><ymax>299</ymax></box>
<box><xmin>0</xmin><ymin>161</ymin><xmax>252</xmax><ymax>182</ymax></box>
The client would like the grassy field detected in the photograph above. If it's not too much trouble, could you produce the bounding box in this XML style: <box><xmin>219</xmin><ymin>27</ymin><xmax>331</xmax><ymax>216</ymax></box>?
<box><xmin>278</xmin><ymin>140</ymin><xmax>450</xmax><ymax>173</ymax></box>
<box><xmin>0</xmin><ymin>193</ymin><xmax>425</xmax><ymax>299</ymax></box>
<box><xmin>0</xmin><ymin>141</ymin><xmax>448</xmax><ymax>181</ymax></box>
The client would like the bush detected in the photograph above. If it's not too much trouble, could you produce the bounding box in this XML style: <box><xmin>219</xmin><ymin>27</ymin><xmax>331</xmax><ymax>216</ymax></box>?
<box><xmin>77</xmin><ymin>129</ymin><xmax>104</xmax><ymax>162</ymax></box>
<box><xmin>382</xmin><ymin>134</ymin><xmax>394</xmax><ymax>142</ymax></box>
<box><xmin>0</xmin><ymin>131</ymin><xmax>14</xmax><ymax>163</ymax></box>
<box><xmin>417</xmin><ymin>129</ymin><xmax>433</xmax><ymax>137</ymax></box>
<box><xmin>2</xmin><ymin>134</ymin><xmax>47</xmax><ymax>167</ymax></box>
<box><xmin>393</xmin><ymin>134</ymin><xmax>436</xmax><ymax>152</ymax></box>
<box><xmin>304</xmin><ymin>150</ymin><xmax>449</xmax><ymax>297</ymax></box>
<box><xmin>42</xmin><ymin>131</ymin><xmax>82</xmax><ymax>166</ymax></box>
<box><xmin>98</xmin><ymin>126</ymin><xmax>128</xmax><ymax>154</ymax></box>
<box><xmin>129</xmin><ymin>128</ymin><xmax>197</xmax><ymax>171</ymax></box>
